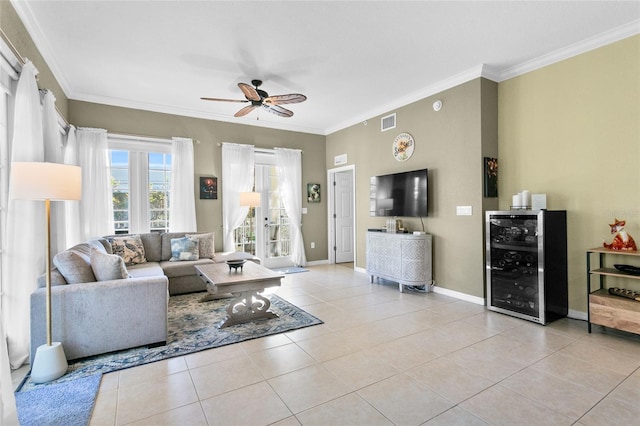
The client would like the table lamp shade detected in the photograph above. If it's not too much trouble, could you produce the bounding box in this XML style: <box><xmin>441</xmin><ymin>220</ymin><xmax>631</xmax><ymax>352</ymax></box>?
<box><xmin>239</xmin><ymin>191</ymin><xmax>261</xmax><ymax>207</ymax></box>
<box><xmin>10</xmin><ymin>162</ymin><xmax>81</xmax><ymax>201</ymax></box>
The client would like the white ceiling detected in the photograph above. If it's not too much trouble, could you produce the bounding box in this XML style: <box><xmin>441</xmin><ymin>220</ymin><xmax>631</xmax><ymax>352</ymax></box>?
<box><xmin>12</xmin><ymin>1</ymin><xmax>640</xmax><ymax>135</ymax></box>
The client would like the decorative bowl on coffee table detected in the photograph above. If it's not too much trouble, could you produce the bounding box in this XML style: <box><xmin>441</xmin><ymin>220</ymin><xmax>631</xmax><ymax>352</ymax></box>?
<box><xmin>226</xmin><ymin>259</ymin><xmax>247</xmax><ymax>272</ymax></box>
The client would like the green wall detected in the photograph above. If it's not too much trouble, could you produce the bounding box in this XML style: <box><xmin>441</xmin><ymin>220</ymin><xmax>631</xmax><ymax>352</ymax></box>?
<box><xmin>326</xmin><ymin>78</ymin><xmax>498</xmax><ymax>299</ymax></box>
<box><xmin>499</xmin><ymin>35</ymin><xmax>640</xmax><ymax>313</ymax></box>
<box><xmin>69</xmin><ymin>101</ymin><xmax>328</xmax><ymax>259</ymax></box>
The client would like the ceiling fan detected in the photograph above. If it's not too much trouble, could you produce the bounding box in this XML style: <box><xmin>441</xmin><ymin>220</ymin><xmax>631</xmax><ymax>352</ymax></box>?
<box><xmin>201</xmin><ymin>79</ymin><xmax>306</xmax><ymax>118</ymax></box>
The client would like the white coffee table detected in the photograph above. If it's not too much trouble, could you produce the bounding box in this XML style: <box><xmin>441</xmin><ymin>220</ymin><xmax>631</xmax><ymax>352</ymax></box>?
<box><xmin>195</xmin><ymin>261</ymin><xmax>284</xmax><ymax>328</ymax></box>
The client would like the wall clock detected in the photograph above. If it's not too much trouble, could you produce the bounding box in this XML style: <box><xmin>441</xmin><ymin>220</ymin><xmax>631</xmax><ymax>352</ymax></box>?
<box><xmin>392</xmin><ymin>132</ymin><xmax>414</xmax><ymax>162</ymax></box>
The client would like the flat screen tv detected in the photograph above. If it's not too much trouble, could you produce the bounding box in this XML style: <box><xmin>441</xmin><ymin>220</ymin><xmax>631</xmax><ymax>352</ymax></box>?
<box><xmin>370</xmin><ymin>169</ymin><xmax>428</xmax><ymax>217</ymax></box>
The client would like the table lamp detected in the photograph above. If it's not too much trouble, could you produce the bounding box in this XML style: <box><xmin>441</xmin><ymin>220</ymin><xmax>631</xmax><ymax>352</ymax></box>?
<box><xmin>10</xmin><ymin>162</ymin><xmax>81</xmax><ymax>383</ymax></box>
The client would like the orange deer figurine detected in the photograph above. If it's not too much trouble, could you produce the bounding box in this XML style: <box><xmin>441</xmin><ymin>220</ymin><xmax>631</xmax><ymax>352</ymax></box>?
<box><xmin>603</xmin><ymin>218</ymin><xmax>637</xmax><ymax>251</ymax></box>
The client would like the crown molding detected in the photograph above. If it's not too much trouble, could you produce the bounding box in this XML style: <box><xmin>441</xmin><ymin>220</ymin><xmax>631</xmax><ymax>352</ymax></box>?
<box><xmin>498</xmin><ymin>19</ymin><xmax>640</xmax><ymax>82</ymax></box>
<box><xmin>10</xmin><ymin>0</ymin><xmax>72</xmax><ymax>96</ymax></box>
<box><xmin>325</xmin><ymin>64</ymin><xmax>492</xmax><ymax>135</ymax></box>
<box><xmin>72</xmin><ymin>92</ymin><xmax>327</xmax><ymax>135</ymax></box>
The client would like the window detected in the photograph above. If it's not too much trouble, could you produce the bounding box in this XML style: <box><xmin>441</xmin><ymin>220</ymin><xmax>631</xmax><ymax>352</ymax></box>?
<box><xmin>108</xmin><ymin>136</ymin><xmax>172</xmax><ymax>234</ymax></box>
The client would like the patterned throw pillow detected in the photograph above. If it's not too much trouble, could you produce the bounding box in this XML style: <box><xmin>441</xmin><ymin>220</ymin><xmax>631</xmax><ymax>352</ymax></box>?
<box><xmin>169</xmin><ymin>236</ymin><xmax>200</xmax><ymax>261</ymax></box>
<box><xmin>90</xmin><ymin>249</ymin><xmax>129</xmax><ymax>281</ymax></box>
<box><xmin>108</xmin><ymin>235</ymin><xmax>147</xmax><ymax>266</ymax></box>
<box><xmin>186</xmin><ymin>232</ymin><xmax>215</xmax><ymax>259</ymax></box>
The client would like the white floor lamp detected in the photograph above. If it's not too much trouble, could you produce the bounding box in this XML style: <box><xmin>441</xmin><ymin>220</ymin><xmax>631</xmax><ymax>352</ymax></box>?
<box><xmin>10</xmin><ymin>162</ymin><xmax>82</xmax><ymax>383</ymax></box>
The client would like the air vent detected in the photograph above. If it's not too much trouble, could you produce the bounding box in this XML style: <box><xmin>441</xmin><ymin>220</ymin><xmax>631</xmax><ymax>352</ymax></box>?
<box><xmin>381</xmin><ymin>113</ymin><xmax>396</xmax><ymax>132</ymax></box>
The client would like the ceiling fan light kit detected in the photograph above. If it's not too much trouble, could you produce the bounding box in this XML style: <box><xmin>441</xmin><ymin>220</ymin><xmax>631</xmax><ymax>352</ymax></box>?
<box><xmin>201</xmin><ymin>79</ymin><xmax>306</xmax><ymax>119</ymax></box>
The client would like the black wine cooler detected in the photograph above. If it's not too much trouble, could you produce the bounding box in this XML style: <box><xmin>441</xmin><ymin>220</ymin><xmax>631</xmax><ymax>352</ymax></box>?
<box><xmin>485</xmin><ymin>210</ymin><xmax>568</xmax><ymax>324</ymax></box>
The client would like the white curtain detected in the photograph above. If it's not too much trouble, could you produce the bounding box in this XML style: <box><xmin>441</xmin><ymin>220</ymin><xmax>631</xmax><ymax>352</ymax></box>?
<box><xmin>76</xmin><ymin>128</ymin><xmax>114</xmax><ymax>239</ymax></box>
<box><xmin>62</xmin><ymin>126</ymin><xmax>81</xmax><ymax>247</ymax></box>
<box><xmin>42</xmin><ymin>90</ymin><xmax>66</xmax><ymax>255</ymax></box>
<box><xmin>2</xmin><ymin>60</ymin><xmax>45</xmax><ymax>369</ymax></box>
<box><xmin>0</xmin><ymin>318</ymin><xmax>17</xmax><ymax>425</ymax></box>
<box><xmin>275</xmin><ymin>148</ymin><xmax>307</xmax><ymax>266</ymax></box>
<box><xmin>221</xmin><ymin>143</ymin><xmax>254</xmax><ymax>251</ymax></box>
<box><xmin>169</xmin><ymin>137</ymin><xmax>196</xmax><ymax>232</ymax></box>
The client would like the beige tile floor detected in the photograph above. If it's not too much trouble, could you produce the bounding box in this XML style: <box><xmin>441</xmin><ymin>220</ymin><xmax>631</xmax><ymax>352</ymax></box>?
<box><xmin>19</xmin><ymin>263</ymin><xmax>640</xmax><ymax>425</ymax></box>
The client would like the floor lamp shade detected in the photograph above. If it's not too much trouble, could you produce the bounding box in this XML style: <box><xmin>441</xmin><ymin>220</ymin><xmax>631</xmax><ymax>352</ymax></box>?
<box><xmin>239</xmin><ymin>191</ymin><xmax>261</xmax><ymax>207</ymax></box>
<box><xmin>10</xmin><ymin>162</ymin><xmax>81</xmax><ymax>383</ymax></box>
<box><xmin>10</xmin><ymin>162</ymin><xmax>81</xmax><ymax>201</ymax></box>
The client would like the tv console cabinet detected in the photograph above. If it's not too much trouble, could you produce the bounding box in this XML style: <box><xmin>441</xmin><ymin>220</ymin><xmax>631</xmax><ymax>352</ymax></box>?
<box><xmin>366</xmin><ymin>231</ymin><xmax>432</xmax><ymax>292</ymax></box>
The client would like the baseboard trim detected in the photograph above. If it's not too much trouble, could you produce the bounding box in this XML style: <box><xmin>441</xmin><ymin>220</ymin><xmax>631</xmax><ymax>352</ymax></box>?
<box><xmin>306</xmin><ymin>259</ymin><xmax>329</xmax><ymax>267</ymax></box>
<box><xmin>353</xmin><ymin>267</ymin><xmax>587</xmax><ymax>319</ymax></box>
<box><xmin>567</xmin><ymin>309</ymin><xmax>587</xmax><ymax>321</ymax></box>
<box><xmin>431</xmin><ymin>286</ymin><xmax>486</xmax><ymax>306</ymax></box>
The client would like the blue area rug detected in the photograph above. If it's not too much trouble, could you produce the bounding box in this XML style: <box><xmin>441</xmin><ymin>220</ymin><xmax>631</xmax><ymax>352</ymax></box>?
<box><xmin>271</xmin><ymin>266</ymin><xmax>309</xmax><ymax>274</ymax></box>
<box><xmin>15</xmin><ymin>373</ymin><xmax>101</xmax><ymax>426</ymax></box>
<box><xmin>19</xmin><ymin>293</ymin><xmax>322</xmax><ymax>392</ymax></box>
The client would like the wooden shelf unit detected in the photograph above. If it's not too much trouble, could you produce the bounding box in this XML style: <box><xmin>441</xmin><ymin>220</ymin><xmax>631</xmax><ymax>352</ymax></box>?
<box><xmin>586</xmin><ymin>247</ymin><xmax>640</xmax><ymax>335</ymax></box>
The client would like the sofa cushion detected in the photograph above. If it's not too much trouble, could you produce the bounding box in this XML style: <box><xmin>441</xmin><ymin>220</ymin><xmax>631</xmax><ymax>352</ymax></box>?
<box><xmin>90</xmin><ymin>249</ymin><xmax>129</xmax><ymax>281</ymax></box>
<box><xmin>126</xmin><ymin>262</ymin><xmax>164</xmax><ymax>278</ymax></box>
<box><xmin>52</xmin><ymin>251</ymin><xmax>96</xmax><ymax>284</ymax></box>
<box><xmin>160</xmin><ymin>259</ymin><xmax>214</xmax><ymax>278</ymax></box>
<box><xmin>186</xmin><ymin>232</ymin><xmax>215</xmax><ymax>259</ymax></box>
<box><xmin>108</xmin><ymin>235</ymin><xmax>147</xmax><ymax>266</ymax></box>
<box><xmin>140</xmin><ymin>233</ymin><xmax>162</xmax><ymax>262</ymax></box>
<box><xmin>170</xmin><ymin>236</ymin><xmax>199</xmax><ymax>261</ymax></box>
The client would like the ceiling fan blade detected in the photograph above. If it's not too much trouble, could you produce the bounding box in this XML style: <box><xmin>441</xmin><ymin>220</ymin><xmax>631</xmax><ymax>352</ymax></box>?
<box><xmin>238</xmin><ymin>83</ymin><xmax>261</xmax><ymax>101</ymax></box>
<box><xmin>200</xmin><ymin>97</ymin><xmax>249</xmax><ymax>103</ymax></box>
<box><xmin>234</xmin><ymin>105</ymin><xmax>257</xmax><ymax>117</ymax></box>
<box><xmin>262</xmin><ymin>104</ymin><xmax>294</xmax><ymax>118</ymax></box>
<box><xmin>263</xmin><ymin>94</ymin><xmax>307</xmax><ymax>105</ymax></box>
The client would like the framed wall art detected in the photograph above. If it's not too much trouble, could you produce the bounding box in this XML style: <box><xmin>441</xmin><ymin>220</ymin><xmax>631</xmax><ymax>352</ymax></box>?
<box><xmin>484</xmin><ymin>157</ymin><xmax>498</xmax><ymax>198</ymax></box>
<box><xmin>200</xmin><ymin>176</ymin><xmax>218</xmax><ymax>200</ymax></box>
<box><xmin>307</xmin><ymin>183</ymin><xmax>321</xmax><ymax>203</ymax></box>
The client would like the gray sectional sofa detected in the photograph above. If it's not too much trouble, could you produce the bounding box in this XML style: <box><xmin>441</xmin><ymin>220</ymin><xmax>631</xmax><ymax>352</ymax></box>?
<box><xmin>30</xmin><ymin>231</ymin><xmax>258</xmax><ymax>363</ymax></box>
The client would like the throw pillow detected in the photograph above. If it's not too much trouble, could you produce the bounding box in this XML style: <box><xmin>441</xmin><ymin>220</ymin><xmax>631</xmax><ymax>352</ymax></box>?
<box><xmin>90</xmin><ymin>249</ymin><xmax>129</xmax><ymax>281</ymax></box>
<box><xmin>169</xmin><ymin>236</ymin><xmax>199</xmax><ymax>261</ymax></box>
<box><xmin>108</xmin><ymin>235</ymin><xmax>147</xmax><ymax>266</ymax></box>
<box><xmin>186</xmin><ymin>232</ymin><xmax>215</xmax><ymax>259</ymax></box>
<box><xmin>53</xmin><ymin>250</ymin><xmax>96</xmax><ymax>284</ymax></box>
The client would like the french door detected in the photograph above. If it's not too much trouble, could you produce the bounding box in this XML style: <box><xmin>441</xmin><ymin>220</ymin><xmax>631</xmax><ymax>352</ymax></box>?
<box><xmin>255</xmin><ymin>164</ymin><xmax>292</xmax><ymax>268</ymax></box>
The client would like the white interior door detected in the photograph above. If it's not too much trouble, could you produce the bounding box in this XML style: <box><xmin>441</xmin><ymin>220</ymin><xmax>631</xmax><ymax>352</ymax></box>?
<box><xmin>334</xmin><ymin>169</ymin><xmax>355</xmax><ymax>263</ymax></box>
<box><xmin>255</xmin><ymin>164</ymin><xmax>292</xmax><ymax>268</ymax></box>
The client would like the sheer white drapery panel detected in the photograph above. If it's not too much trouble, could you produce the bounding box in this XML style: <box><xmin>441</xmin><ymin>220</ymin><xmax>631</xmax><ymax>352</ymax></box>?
<box><xmin>76</xmin><ymin>128</ymin><xmax>114</xmax><ymax>240</ymax></box>
<box><xmin>275</xmin><ymin>148</ymin><xmax>306</xmax><ymax>266</ymax></box>
<box><xmin>42</xmin><ymin>90</ymin><xmax>66</xmax><ymax>256</ymax></box>
<box><xmin>222</xmin><ymin>143</ymin><xmax>255</xmax><ymax>251</ymax></box>
<box><xmin>62</xmin><ymin>126</ymin><xmax>81</xmax><ymax>247</ymax></box>
<box><xmin>0</xmin><ymin>317</ymin><xmax>17</xmax><ymax>424</ymax></box>
<box><xmin>169</xmin><ymin>137</ymin><xmax>196</xmax><ymax>232</ymax></box>
<box><xmin>2</xmin><ymin>60</ymin><xmax>44</xmax><ymax>369</ymax></box>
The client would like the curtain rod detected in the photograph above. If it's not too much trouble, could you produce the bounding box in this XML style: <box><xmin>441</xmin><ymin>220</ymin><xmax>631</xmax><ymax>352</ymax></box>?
<box><xmin>217</xmin><ymin>142</ymin><xmax>303</xmax><ymax>154</ymax></box>
<box><xmin>0</xmin><ymin>27</ymin><xmax>70</xmax><ymax>130</ymax></box>
<box><xmin>108</xmin><ymin>132</ymin><xmax>200</xmax><ymax>144</ymax></box>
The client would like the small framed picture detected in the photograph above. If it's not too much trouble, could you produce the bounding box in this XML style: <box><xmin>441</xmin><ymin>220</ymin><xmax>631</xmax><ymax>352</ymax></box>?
<box><xmin>307</xmin><ymin>183</ymin><xmax>321</xmax><ymax>203</ymax></box>
<box><xmin>200</xmin><ymin>177</ymin><xmax>217</xmax><ymax>200</ymax></box>
<box><xmin>484</xmin><ymin>157</ymin><xmax>498</xmax><ymax>198</ymax></box>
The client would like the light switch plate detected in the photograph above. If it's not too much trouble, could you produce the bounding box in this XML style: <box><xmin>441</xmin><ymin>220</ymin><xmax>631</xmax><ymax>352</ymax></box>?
<box><xmin>456</xmin><ymin>206</ymin><xmax>472</xmax><ymax>216</ymax></box>
<box><xmin>302</xmin><ymin>207</ymin><xmax>308</xmax><ymax>214</ymax></box>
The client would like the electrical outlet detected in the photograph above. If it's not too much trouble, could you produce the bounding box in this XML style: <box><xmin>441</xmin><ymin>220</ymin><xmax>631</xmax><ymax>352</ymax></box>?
<box><xmin>310</xmin><ymin>242</ymin><xmax>315</xmax><ymax>249</ymax></box>
<box><xmin>456</xmin><ymin>206</ymin><xmax>473</xmax><ymax>216</ymax></box>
